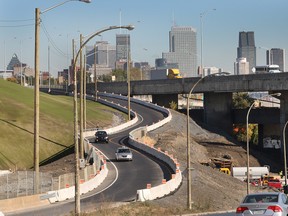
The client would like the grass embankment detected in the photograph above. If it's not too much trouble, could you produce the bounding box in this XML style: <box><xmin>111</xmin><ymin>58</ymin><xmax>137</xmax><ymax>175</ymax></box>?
<box><xmin>0</xmin><ymin>79</ymin><xmax>125</xmax><ymax>170</ymax></box>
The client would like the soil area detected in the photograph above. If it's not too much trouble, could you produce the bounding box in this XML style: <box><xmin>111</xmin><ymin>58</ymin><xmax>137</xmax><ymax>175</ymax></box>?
<box><xmin>39</xmin><ymin>109</ymin><xmax>283</xmax><ymax>213</ymax></box>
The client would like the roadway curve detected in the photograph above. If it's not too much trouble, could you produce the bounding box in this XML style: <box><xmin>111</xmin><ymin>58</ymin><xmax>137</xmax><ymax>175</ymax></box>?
<box><xmin>9</xmin><ymin>96</ymin><xmax>173</xmax><ymax>216</ymax></box>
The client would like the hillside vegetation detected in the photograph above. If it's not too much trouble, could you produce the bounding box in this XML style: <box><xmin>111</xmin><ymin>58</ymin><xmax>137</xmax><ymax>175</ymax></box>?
<box><xmin>0</xmin><ymin>79</ymin><xmax>125</xmax><ymax>170</ymax></box>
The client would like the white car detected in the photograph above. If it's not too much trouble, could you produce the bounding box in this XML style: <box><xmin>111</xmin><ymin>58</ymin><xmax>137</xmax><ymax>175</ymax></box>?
<box><xmin>236</xmin><ymin>192</ymin><xmax>288</xmax><ymax>216</ymax></box>
<box><xmin>115</xmin><ymin>146</ymin><xmax>133</xmax><ymax>161</ymax></box>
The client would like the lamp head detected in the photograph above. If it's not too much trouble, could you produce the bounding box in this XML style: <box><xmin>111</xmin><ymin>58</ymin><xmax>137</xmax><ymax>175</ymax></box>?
<box><xmin>79</xmin><ymin>0</ymin><xmax>91</xmax><ymax>3</ymax></box>
<box><xmin>125</xmin><ymin>25</ymin><xmax>135</xmax><ymax>31</ymax></box>
<box><xmin>272</xmin><ymin>93</ymin><xmax>281</xmax><ymax>97</ymax></box>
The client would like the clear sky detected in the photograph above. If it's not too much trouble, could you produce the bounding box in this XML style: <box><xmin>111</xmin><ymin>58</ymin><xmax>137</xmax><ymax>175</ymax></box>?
<box><xmin>0</xmin><ymin>0</ymin><xmax>287</xmax><ymax>76</ymax></box>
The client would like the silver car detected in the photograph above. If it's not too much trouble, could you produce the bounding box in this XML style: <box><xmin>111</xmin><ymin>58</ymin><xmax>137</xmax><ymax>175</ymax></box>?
<box><xmin>115</xmin><ymin>146</ymin><xmax>133</xmax><ymax>161</ymax></box>
<box><xmin>236</xmin><ymin>192</ymin><xmax>288</xmax><ymax>216</ymax></box>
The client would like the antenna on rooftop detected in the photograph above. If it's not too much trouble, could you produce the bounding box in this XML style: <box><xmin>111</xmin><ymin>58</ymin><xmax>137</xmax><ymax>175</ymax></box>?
<box><xmin>172</xmin><ymin>10</ymin><xmax>175</xmax><ymax>27</ymax></box>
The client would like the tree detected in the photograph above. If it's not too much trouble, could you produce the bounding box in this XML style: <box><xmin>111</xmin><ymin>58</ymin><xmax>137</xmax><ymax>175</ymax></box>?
<box><xmin>112</xmin><ymin>69</ymin><xmax>126</xmax><ymax>81</ymax></box>
<box><xmin>232</xmin><ymin>92</ymin><xmax>258</xmax><ymax>145</ymax></box>
<box><xmin>232</xmin><ymin>92</ymin><xmax>254</xmax><ymax>108</ymax></box>
<box><xmin>130</xmin><ymin>67</ymin><xmax>142</xmax><ymax>80</ymax></box>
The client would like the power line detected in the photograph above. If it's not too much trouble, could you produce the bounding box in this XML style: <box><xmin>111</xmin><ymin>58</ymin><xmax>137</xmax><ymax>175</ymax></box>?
<box><xmin>0</xmin><ymin>18</ymin><xmax>34</xmax><ymax>22</ymax></box>
<box><xmin>0</xmin><ymin>23</ymin><xmax>34</xmax><ymax>28</ymax></box>
<box><xmin>41</xmin><ymin>22</ymin><xmax>67</xmax><ymax>58</ymax></box>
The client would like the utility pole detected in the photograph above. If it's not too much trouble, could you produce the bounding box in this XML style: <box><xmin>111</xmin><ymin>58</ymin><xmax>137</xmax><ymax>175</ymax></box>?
<box><xmin>83</xmin><ymin>55</ymin><xmax>87</xmax><ymax>130</ymax></box>
<box><xmin>34</xmin><ymin>7</ymin><xmax>40</xmax><ymax>194</ymax></box>
<box><xmin>79</xmin><ymin>34</ymin><xmax>84</xmax><ymax>159</ymax></box>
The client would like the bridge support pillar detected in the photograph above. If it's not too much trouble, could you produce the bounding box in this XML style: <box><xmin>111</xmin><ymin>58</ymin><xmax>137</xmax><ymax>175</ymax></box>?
<box><xmin>203</xmin><ymin>92</ymin><xmax>233</xmax><ymax>134</ymax></box>
<box><xmin>152</xmin><ymin>94</ymin><xmax>178</xmax><ymax>109</ymax></box>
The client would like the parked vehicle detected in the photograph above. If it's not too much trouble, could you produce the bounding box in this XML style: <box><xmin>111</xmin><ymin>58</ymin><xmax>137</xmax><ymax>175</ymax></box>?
<box><xmin>115</xmin><ymin>146</ymin><xmax>133</xmax><ymax>161</ymax></box>
<box><xmin>267</xmin><ymin>179</ymin><xmax>283</xmax><ymax>189</ymax></box>
<box><xmin>236</xmin><ymin>192</ymin><xmax>288</xmax><ymax>216</ymax></box>
<box><xmin>95</xmin><ymin>130</ymin><xmax>109</xmax><ymax>143</ymax></box>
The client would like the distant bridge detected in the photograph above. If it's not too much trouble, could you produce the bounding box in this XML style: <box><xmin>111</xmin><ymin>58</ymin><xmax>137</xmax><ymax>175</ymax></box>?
<box><xmin>43</xmin><ymin>72</ymin><xmax>288</xmax><ymax>155</ymax></box>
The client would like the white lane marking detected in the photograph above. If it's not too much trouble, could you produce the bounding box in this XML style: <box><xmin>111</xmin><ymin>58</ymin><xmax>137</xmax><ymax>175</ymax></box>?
<box><xmin>84</xmin><ymin>112</ymin><xmax>144</xmax><ymax>197</ymax></box>
<box><xmin>83</xmin><ymin>147</ymin><xmax>119</xmax><ymax>198</ymax></box>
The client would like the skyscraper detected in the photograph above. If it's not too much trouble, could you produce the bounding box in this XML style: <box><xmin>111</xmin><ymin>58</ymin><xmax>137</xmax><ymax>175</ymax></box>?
<box><xmin>116</xmin><ymin>34</ymin><xmax>130</xmax><ymax>61</ymax></box>
<box><xmin>162</xmin><ymin>26</ymin><xmax>197</xmax><ymax>77</ymax></box>
<box><xmin>237</xmin><ymin>31</ymin><xmax>256</xmax><ymax>73</ymax></box>
<box><xmin>266</xmin><ymin>48</ymin><xmax>285</xmax><ymax>72</ymax></box>
<box><xmin>86</xmin><ymin>41</ymin><xmax>116</xmax><ymax>70</ymax></box>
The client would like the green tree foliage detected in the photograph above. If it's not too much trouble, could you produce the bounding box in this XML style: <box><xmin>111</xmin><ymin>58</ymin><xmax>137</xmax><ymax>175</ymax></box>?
<box><xmin>100</xmin><ymin>74</ymin><xmax>112</xmax><ymax>82</ymax></box>
<box><xmin>107</xmin><ymin>67</ymin><xmax>142</xmax><ymax>82</ymax></box>
<box><xmin>112</xmin><ymin>69</ymin><xmax>127</xmax><ymax>81</ymax></box>
<box><xmin>130</xmin><ymin>67</ymin><xmax>142</xmax><ymax>80</ymax></box>
<box><xmin>232</xmin><ymin>92</ymin><xmax>254</xmax><ymax>108</ymax></box>
<box><xmin>232</xmin><ymin>92</ymin><xmax>258</xmax><ymax>145</ymax></box>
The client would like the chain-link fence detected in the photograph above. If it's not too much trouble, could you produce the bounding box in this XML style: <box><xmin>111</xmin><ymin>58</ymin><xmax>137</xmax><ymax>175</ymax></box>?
<box><xmin>0</xmin><ymin>144</ymin><xmax>102</xmax><ymax>200</ymax></box>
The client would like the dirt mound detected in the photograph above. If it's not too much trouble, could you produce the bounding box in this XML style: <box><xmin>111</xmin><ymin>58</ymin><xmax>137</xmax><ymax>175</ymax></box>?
<box><xmin>148</xmin><ymin>109</ymin><xmax>278</xmax><ymax>212</ymax></box>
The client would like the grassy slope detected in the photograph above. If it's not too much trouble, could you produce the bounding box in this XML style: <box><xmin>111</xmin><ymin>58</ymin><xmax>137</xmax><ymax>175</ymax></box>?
<box><xmin>0</xmin><ymin>79</ymin><xmax>125</xmax><ymax>170</ymax></box>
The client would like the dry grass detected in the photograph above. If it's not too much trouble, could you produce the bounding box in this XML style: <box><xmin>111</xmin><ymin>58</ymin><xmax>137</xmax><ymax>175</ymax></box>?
<box><xmin>80</xmin><ymin>202</ymin><xmax>185</xmax><ymax>216</ymax></box>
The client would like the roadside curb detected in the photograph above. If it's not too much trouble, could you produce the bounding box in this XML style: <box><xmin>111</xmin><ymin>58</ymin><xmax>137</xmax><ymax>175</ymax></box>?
<box><xmin>183</xmin><ymin>209</ymin><xmax>235</xmax><ymax>215</ymax></box>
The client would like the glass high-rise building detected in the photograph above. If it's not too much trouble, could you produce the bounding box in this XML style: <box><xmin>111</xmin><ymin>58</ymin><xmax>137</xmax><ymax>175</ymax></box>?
<box><xmin>116</xmin><ymin>34</ymin><xmax>130</xmax><ymax>61</ymax></box>
<box><xmin>266</xmin><ymin>48</ymin><xmax>285</xmax><ymax>72</ymax></box>
<box><xmin>237</xmin><ymin>31</ymin><xmax>256</xmax><ymax>73</ymax></box>
<box><xmin>162</xmin><ymin>26</ymin><xmax>197</xmax><ymax>77</ymax></box>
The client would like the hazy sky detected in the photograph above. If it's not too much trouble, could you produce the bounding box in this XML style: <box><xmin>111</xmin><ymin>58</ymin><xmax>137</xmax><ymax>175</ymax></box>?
<box><xmin>0</xmin><ymin>0</ymin><xmax>287</xmax><ymax>76</ymax></box>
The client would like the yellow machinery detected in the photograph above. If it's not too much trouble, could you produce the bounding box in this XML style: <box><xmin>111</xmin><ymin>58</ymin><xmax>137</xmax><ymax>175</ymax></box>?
<box><xmin>167</xmin><ymin>69</ymin><xmax>182</xmax><ymax>79</ymax></box>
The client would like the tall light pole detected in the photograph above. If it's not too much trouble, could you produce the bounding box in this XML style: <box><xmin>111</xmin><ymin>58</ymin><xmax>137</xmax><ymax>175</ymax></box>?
<box><xmin>48</xmin><ymin>44</ymin><xmax>51</xmax><ymax>93</ymax></box>
<box><xmin>33</xmin><ymin>0</ymin><xmax>91</xmax><ymax>195</ymax></box>
<box><xmin>283</xmin><ymin>120</ymin><xmax>288</xmax><ymax>185</ymax></box>
<box><xmin>246</xmin><ymin>92</ymin><xmax>281</xmax><ymax>194</ymax></box>
<box><xmin>72</xmin><ymin>24</ymin><xmax>134</xmax><ymax>215</ymax></box>
<box><xmin>200</xmin><ymin>9</ymin><xmax>216</xmax><ymax>77</ymax></box>
<box><xmin>186</xmin><ymin>72</ymin><xmax>228</xmax><ymax>209</ymax></box>
<box><xmin>94</xmin><ymin>44</ymin><xmax>98</xmax><ymax>101</ymax></box>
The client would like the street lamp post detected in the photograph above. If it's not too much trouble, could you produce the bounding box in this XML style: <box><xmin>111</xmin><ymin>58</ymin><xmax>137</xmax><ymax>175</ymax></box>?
<box><xmin>283</xmin><ymin>120</ymin><xmax>288</xmax><ymax>185</ymax></box>
<box><xmin>246</xmin><ymin>93</ymin><xmax>281</xmax><ymax>194</ymax></box>
<box><xmin>94</xmin><ymin>43</ymin><xmax>97</xmax><ymax>101</ymax></box>
<box><xmin>200</xmin><ymin>9</ymin><xmax>216</xmax><ymax>77</ymax></box>
<box><xmin>72</xmin><ymin>24</ymin><xmax>134</xmax><ymax>215</ymax></box>
<box><xmin>48</xmin><ymin>44</ymin><xmax>51</xmax><ymax>93</ymax></box>
<box><xmin>186</xmin><ymin>72</ymin><xmax>227</xmax><ymax>209</ymax></box>
<box><xmin>33</xmin><ymin>0</ymin><xmax>91</xmax><ymax>196</ymax></box>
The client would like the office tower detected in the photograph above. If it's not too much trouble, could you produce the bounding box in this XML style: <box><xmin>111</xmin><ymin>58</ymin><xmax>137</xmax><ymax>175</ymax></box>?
<box><xmin>162</xmin><ymin>26</ymin><xmax>197</xmax><ymax>77</ymax></box>
<box><xmin>86</xmin><ymin>42</ymin><xmax>116</xmax><ymax>70</ymax></box>
<box><xmin>116</xmin><ymin>34</ymin><xmax>130</xmax><ymax>61</ymax></box>
<box><xmin>234</xmin><ymin>57</ymin><xmax>249</xmax><ymax>75</ymax></box>
<box><xmin>266</xmin><ymin>48</ymin><xmax>285</xmax><ymax>72</ymax></box>
<box><xmin>237</xmin><ymin>31</ymin><xmax>256</xmax><ymax>73</ymax></box>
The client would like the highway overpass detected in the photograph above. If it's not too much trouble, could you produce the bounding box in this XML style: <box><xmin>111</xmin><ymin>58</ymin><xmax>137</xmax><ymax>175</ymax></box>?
<box><xmin>93</xmin><ymin>72</ymin><xmax>288</xmax><ymax>153</ymax></box>
<box><xmin>44</xmin><ymin>72</ymin><xmax>288</xmax><ymax>154</ymax></box>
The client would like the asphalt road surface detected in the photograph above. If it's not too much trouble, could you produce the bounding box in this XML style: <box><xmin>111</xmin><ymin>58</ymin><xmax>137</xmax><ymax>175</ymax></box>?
<box><xmin>8</xmin><ymin>96</ymin><xmax>173</xmax><ymax>216</ymax></box>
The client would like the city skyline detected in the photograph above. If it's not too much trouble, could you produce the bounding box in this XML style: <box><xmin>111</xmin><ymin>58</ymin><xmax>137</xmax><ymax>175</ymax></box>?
<box><xmin>0</xmin><ymin>0</ymin><xmax>287</xmax><ymax>77</ymax></box>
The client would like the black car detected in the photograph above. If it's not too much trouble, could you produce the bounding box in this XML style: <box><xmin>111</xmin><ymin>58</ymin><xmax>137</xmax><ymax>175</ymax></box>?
<box><xmin>95</xmin><ymin>130</ymin><xmax>109</xmax><ymax>143</ymax></box>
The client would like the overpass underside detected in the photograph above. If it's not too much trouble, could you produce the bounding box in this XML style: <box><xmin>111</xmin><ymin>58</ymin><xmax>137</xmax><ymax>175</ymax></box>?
<box><xmin>151</xmin><ymin>91</ymin><xmax>288</xmax><ymax>159</ymax></box>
